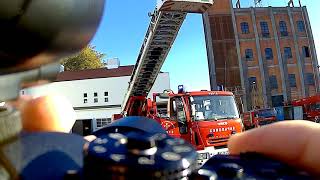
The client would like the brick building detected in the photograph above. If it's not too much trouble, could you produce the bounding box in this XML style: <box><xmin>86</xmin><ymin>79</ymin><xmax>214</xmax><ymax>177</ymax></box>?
<box><xmin>203</xmin><ymin>0</ymin><xmax>319</xmax><ymax>111</ymax></box>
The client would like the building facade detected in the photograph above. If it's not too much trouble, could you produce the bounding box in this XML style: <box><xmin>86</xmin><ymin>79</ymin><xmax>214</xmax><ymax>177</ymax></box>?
<box><xmin>203</xmin><ymin>0</ymin><xmax>319</xmax><ymax>111</ymax></box>
<box><xmin>22</xmin><ymin>65</ymin><xmax>170</xmax><ymax>135</ymax></box>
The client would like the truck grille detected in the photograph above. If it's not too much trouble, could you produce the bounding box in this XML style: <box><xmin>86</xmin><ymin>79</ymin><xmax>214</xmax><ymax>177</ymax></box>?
<box><xmin>208</xmin><ymin>138</ymin><xmax>228</xmax><ymax>145</ymax></box>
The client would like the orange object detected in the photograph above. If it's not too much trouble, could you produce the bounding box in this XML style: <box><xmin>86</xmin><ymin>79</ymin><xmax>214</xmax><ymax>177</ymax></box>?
<box><xmin>18</xmin><ymin>95</ymin><xmax>76</xmax><ymax>133</ymax></box>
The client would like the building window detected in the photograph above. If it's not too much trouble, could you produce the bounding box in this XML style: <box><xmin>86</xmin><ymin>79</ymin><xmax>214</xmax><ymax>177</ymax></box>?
<box><xmin>297</xmin><ymin>20</ymin><xmax>305</xmax><ymax>32</ymax></box>
<box><xmin>241</xmin><ymin>22</ymin><xmax>250</xmax><ymax>34</ymax></box>
<box><xmin>306</xmin><ymin>73</ymin><xmax>315</xmax><ymax>85</ymax></box>
<box><xmin>245</xmin><ymin>49</ymin><xmax>254</xmax><ymax>60</ymax></box>
<box><xmin>248</xmin><ymin>77</ymin><xmax>257</xmax><ymax>85</ymax></box>
<box><xmin>94</xmin><ymin>98</ymin><xmax>98</xmax><ymax>103</ymax></box>
<box><xmin>302</xmin><ymin>46</ymin><xmax>310</xmax><ymax>58</ymax></box>
<box><xmin>248</xmin><ymin>77</ymin><xmax>257</xmax><ymax>92</ymax></box>
<box><xmin>279</xmin><ymin>21</ymin><xmax>288</xmax><ymax>36</ymax></box>
<box><xmin>260</xmin><ymin>21</ymin><xmax>270</xmax><ymax>37</ymax></box>
<box><xmin>105</xmin><ymin>98</ymin><xmax>109</xmax><ymax>102</ymax></box>
<box><xmin>94</xmin><ymin>92</ymin><xmax>98</xmax><ymax>97</ymax></box>
<box><xmin>269</xmin><ymin>76</ymin><xmax>278</xmax><ymax>89</ymax></box>
<box><xmin>284</xmin><ymin>47</ymin><xmax>293</xmax><ymax>59</ymax></box>
<box><xmin>83</xmin><ymin>93</ymin><xmax>88</xmax><ymax>104</ymax></box>
<box><xmin>104</xmin><ymin>92</ymin><xmax>109</xmax><ymax>96</ymax></box>
<box><xmin>288</xmin><ymin>74</ymin><xmax>297</xmax><ymax>87</ymax></box>
<box><xmin>265</xmin><ymin>48</ymin><xmax>274</xmax><ymax>60</ymax></box>
<box><xmin>96</xmin><ymin>118</ymin><xmax>112</xmax><ymax>128</ymax></box>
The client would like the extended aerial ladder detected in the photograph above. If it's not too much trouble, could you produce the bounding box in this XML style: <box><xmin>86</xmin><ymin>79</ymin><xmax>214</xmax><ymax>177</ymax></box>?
<box><xmin>122</xmin><ymin>0</ymin><xmax>213</xmax><ymax>116</ymax></box>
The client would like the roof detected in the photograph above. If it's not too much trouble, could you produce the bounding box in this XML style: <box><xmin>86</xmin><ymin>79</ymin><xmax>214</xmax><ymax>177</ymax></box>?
<box><xmin>55</xmin><ymin>65</ymin><xmax>134</xmax><ymax>82</ymax></box>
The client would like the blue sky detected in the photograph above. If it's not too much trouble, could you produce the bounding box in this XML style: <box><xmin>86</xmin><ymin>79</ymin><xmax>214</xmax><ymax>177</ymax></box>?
<box><xmin>91</xmin><ymin>0</ymin><xmax>319</xmax><ymax>91</ymax></box>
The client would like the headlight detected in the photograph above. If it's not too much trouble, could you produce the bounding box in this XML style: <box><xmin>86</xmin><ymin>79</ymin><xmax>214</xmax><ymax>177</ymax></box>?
<box><xmin>198</xmin><ymin>152</ymin><xmax>209</xmax><ymax>160</ymax></box>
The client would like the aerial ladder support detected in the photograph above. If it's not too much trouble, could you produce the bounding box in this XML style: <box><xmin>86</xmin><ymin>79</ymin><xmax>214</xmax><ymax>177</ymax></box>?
<box><xmin>122</xmin><ymin>0</ymin><xmax>213</xmax><ymax>116</ymax></box>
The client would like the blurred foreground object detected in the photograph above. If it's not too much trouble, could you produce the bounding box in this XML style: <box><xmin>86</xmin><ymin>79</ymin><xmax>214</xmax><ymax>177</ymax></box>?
<box><xmin>0</xmin><ymin>0</ymin><xmax>105</xmax><ymax>74</ymax></box>
<box><xmin>19</xmin><ymin>95</ymin><xmax>76</xmax><ymax>133</ymax></box>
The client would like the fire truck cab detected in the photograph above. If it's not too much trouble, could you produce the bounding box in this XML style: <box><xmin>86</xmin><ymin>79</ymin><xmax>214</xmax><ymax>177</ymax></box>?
<box><xmin>242</xmin><ymin>108</ymin><xmax>277</xmax><ymax>130</ymax></box>
<box><xmin>151</xmin><ymin>87</ymin><xmax>243</xmax><ymax>165</ymax></box>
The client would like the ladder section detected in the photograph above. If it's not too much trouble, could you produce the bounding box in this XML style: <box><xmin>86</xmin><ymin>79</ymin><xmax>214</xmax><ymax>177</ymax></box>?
<box><xmin>122</xmin><ymin>0</ymin><xmax>213</xmax><ymax>112</ymax></box>
<box><xmin>122</xmin><ymin>11</ymin><xmax>186</xmax><ymax>112</ymax></box>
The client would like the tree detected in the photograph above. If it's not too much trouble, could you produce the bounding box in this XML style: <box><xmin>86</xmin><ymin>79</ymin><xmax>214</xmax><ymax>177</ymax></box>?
<box><xmin>61</xmin><ymin>45</ymin><xmax>105</xmax><ymax>71</ymax></box>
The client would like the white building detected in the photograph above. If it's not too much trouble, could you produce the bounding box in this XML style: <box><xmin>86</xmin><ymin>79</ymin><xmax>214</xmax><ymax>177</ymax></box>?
<box><xmin>22</xmin><ymin>65</ymin><xmax>170</xmax><ymax>135</ymax></box>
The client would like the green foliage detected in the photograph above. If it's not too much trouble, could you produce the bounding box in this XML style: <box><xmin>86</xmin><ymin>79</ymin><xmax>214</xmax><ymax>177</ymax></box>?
<box><xmin>61</xmin><ymin>45</ymin><xmax>105</xmax><ymax>71</ymax></box>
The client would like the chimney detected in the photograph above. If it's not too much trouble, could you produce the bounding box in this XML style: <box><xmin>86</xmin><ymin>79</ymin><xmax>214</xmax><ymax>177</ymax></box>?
<box><xmin>105</xmin><ymin>58</ymin><xmax>120</xmax><ymax>69</ymax></box>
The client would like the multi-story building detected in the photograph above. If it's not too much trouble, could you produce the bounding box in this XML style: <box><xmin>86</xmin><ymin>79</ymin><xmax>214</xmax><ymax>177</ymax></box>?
<box><xmin>203</xmin><ymin>0</ymin><xmax>319</xmax><ymax>111</ymax></box>
<box><xmin>22</xmin><ymin>64</ymin><xmax>170</xmax><ymax>136</ymax></box>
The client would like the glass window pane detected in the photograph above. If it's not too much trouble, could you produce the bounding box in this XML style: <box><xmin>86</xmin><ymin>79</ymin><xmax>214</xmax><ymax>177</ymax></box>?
<box><xmin>279</xmin><ymin>21</ymin><xmax>288</xmax><ymax>36</ymax></box>
<box><xmin>306</xmin><ymin>73</ymin><xmax>315</xmax><ymax>85</ymax></box>
<box><xmin>260</xmin><ymin>21</ymin><xmax>270</xmax><ymax>37</ymax></box>
<box><xmin>245</xmin><ymin>49</ymin><xmax>254</xmax><ymax>60</ymax></box>
<box><xmin>284</xmin><ymin>47</ymin><xmax>293</xmax><ymax>59</ymax></box>
<box><xmin>265</xmin><ymin>48</ymin><xmax>273</xmax><ymax>60</ymax></box>
<box><xmin>269</xmin><ymin>76</ymin><xmax>278</xmax><ymax>89</ymax></box>
<box><xmin>289</xmin><ymin>74</ymin><xmax>297</xmax><ymax>87</ymax></box>
<box><xmin>241</xmin><ymin>22</ymin><xmax>250</xmax><ymax>34</ymax></box>
<box><xmin>248</xmin><ymin>77</ymin><xmax>257</xmax><ymax>85</ymax></box>
<box><xmin>303</xmin><ymin>46</ymin><xmax>310</xmax><ymax>58</ymax></box>
<box><xmin>297</xmin><ymin>21</ymin><xmax>305</xmax><ymax>32</ymax></box>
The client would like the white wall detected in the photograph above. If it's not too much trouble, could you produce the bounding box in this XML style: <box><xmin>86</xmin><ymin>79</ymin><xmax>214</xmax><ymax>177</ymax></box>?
<box><xmin>23</xmin><ymin>72</ymin><xmax>170</xmax><ymax>124</ymax></box>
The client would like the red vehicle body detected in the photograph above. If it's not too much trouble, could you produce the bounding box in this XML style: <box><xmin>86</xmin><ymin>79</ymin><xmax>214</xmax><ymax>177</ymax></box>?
<box><xmin>116</xmin><ymin>89</ymin><xmax>243</xmax><ymax>164</ymax></box>
<box><xmin>242</xmin><ymin>108</ymin><xmax>277</xmax><ymax>130</ymax></box>
<box><xmin>291</xmin><ymin>94</ymin><xmax>320</xmax><ymax>122</ymax></box>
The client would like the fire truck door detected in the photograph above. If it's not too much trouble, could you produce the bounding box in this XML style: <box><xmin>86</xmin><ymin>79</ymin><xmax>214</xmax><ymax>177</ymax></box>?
<box><xmin>175</xmin><ymin>97</ymin><xmax>191</xmax><ymax>142</ymax></box>
<box><xmin>161</xmin><ymin>97</ymin><xmax>181</xmax><ymax>138</ymax></box>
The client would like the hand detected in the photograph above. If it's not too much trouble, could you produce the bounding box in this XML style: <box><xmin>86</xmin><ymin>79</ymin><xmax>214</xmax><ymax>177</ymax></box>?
<box><xmin>10</xmin><ymin>95</ymin><xmax>98</xmax><ymax>141</ymax></box>
<box><xmin>228</xmin><ymin>120</ymin><xmax>320</xmax><ymax>175</ymax></box>
<box><xmin>8</xmin><ymin>95</ymin><xmax>76</xmax><ymax>133</ymax></box>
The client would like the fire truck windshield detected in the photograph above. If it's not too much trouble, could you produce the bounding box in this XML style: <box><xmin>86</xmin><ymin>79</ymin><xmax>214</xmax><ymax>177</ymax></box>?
<box><xmin>190</xmin><ymin>95</ymin><xmax>239</xmax><ymax>121</ymax></box>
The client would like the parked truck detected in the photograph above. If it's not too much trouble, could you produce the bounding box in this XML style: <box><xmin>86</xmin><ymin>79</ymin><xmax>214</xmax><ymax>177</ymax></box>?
<box><xmin>291</xmin><ymin>94</ymin><xmax>320</xmax><ymax>122</ymax></box>
<box><xmin>242</xmin><ymin>108</ymin><xmax>277</xmax><ymax>130</ymax></box>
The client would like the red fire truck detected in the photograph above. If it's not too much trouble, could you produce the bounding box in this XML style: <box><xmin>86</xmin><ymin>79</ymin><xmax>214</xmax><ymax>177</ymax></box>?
<box><xmin>116</xmin><ymin>87</ymin><xmax>243</xmax><ymax>165</ymax></box>
<box><xmin>242</xmin><ymin>108</ymin><xmax>277</xmax><ymax>130</ymax></box>
<box><xmin>291</xmin><ymin>94</ymin><xmax>320</xmax><ymax>122</ymax></box>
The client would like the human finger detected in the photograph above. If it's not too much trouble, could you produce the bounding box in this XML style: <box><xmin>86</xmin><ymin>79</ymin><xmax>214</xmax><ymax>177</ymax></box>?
<box><xmin>20</xmin><ymin>95</ymin><xmax>76</xmax><ymax>133</ymax></box>
<box><xmin>228</xmin><ymin>120</ymin><xmax>320</xmax><ymax>175</ymax></box>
